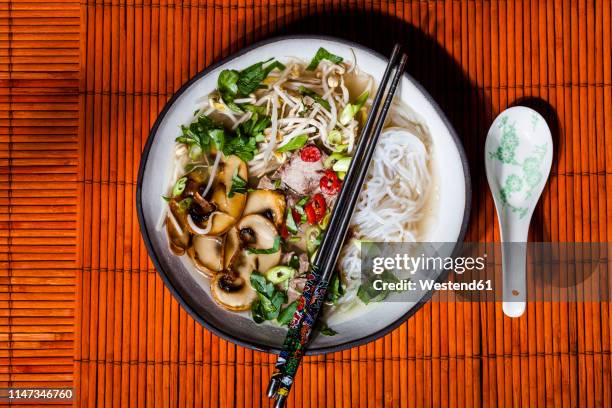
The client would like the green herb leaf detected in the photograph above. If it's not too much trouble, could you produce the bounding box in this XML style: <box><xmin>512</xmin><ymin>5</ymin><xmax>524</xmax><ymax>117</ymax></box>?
<box><xmin>246</xmin><ymin>236</ymin><xmax>281</xmax><ymax>255</ymax></box>
<box><xmin>241</xmin><ymin>103</ymin><xmax>267</xmax><ymax>114</ymax></box>
<box><xmin>225</xmin><ymin>100</ymin><xmax>244</xmax><ymax>113</ymax></box>
<box><xmin>250</xmin><ymin>273</ymin><xmax>275</xmax><ymax>298</ymax></box>
<box><xmin>172</xmin><ymin>177</ymin><xmax>187</xmax><ymax>197</ymax></box>
<box><xmin>306</xmin><ymin>47</ymin><xmax>343</xmax><ymax>71</ymax></box>
<box><xmin>218</xmin><ymin>69</ymin><xmax>240</xmax><ymax>97</ymax></box>
<box><xmin>251</xmin><ymin>300</ymin><xmax>266</xmax><ymax>323</ymax></box>
<box><xmin>223</xmin><ymin>135</ymin><xmax>258</xmax><ymax>162</ymax></box>
<box><xmin>277</xmin><ymin>134</ymin><xmax>309</xmax><ymax>153</ymax></box>
<box><xmin>228</xmin><ymin>173</ymin><xmax>247</xmax><ymax>198</ymax></box>
<box><xmin>236</xmin><ymin>58</ymin><xmax>284</xmax><ymax>96</ymax></box>
<box><xmin>357</xmin><ymin>270</ymin><xmax>400</xmax><ymax>304</ymax></box>
<box><xmin>277</xmin><ymin>301</ymin><xmax>297</xmax><ymax>326</ymax></box>
<box><xmin>176</xmin><ymin>114</ymin><xmax>225</xmax><ymax>156</ymax></box>
<box><xmin>287</xmin><ymin>255</ymin><xmax>300</xmax><ymax>270</ymax></box>
<box><xmin>317</xmin><ymin>322</ymin><xmax>337</xmax><ymax>336</ymax></box>
<box><xmin>263</xmin><ymin>60</ymin><xmax>286</xmax><ymax>76</ymax></box>
<box><xmin>326</xmin><ymin>273</ymin><xmax>345</xmax><ymax>305</ymax></box>
<box><xmin>209</xmin><ymin>128</ymin><xmax>225</xmax><ymax>151</ymax></box>
<box><xmin>299</xmin><ymin>86</ymin><xmax>331</xmax><ymax>111</ymax></box>
<box><xmin>222</xmin><ymin>113</ymin><xmax>269</xmax><ymax>162</ymax></box>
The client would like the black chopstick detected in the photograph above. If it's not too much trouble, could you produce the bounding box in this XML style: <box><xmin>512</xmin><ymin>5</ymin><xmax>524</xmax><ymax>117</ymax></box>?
<box><xmin>267</xmin><ymin>47</ymin><xmax>409</xmax><ymax>408</ymax></box>
<box><xmin>266</xmin><ymin>45</ymin><xmax>404</xmax><ymax>400</ymax></box>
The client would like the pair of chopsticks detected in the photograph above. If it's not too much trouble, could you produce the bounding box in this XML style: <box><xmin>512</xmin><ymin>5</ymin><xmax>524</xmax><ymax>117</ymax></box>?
<box><xmin>267</xmin><ymin>44</ymin><xmax>408</xmax><ymax>407</ymax></box>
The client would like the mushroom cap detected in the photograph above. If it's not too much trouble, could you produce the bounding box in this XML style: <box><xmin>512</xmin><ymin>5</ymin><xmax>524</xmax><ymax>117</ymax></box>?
<box><xmin>242</xmin><ymin>189</ymin><xmax>287</xmax><ymax>228</ymax></box>
<box><xmin>210</xmin><ymin>252</ymin><xmax>257</xmax><ymax>311</ymax></box>
<box><xmin>189</xmin><ymin>235</ymin><xmax>224</xmax><ymax>277</ymax></box>
<box><xmin>237</xmin><ymin>214</ymin><xmax>282</xmax><ymax>273</ymax></box>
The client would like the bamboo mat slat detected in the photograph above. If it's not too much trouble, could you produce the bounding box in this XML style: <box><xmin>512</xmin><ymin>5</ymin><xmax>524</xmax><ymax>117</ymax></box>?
<box><xmin>2</xmin><ymin>0</ymin><xmax>611</xmax><ymax>407</ymax></box>
<box><xmin>2</xmin><ymin>0</ymin><xmax>80</xmax><ymax>402</ymax></box>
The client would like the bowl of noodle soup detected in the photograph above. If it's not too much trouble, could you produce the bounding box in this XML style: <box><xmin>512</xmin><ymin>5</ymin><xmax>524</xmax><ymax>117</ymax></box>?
<box><xmin>137</xmin><ymin>36</ymin><xmax>470</xmax><ymax>353</ymax></box>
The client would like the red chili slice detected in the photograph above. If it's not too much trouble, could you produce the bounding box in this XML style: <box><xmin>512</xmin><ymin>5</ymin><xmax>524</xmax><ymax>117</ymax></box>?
<box><xmin>304</xmin><ymin>205</ymin><xmax>317</xmax><ymax>224</ymax></box>
<box><xmin>320</xmin><ymin>169</ymin><xmax>341</xmax><ymax>195</ymax></box>
<box><xmin>299</xmin><ymin>145</ymin><xmax>321</xmax><ymax>162</ymax></box>
<box><xmin>304</xmin><ymin>193</ymin><xmax>326</xmax><ymax>224</ymax></box>
<box><xmin>291</xmin><ymin>209</ymin><xmax>301</xmax><ymax>224</ymax></box>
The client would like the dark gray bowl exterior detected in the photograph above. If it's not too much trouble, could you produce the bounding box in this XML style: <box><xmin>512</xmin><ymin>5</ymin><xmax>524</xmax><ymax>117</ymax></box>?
<box><xmin>136</xmin><ymin>35</ymin><xmax>472</xmax><ymax>355</ymax></box>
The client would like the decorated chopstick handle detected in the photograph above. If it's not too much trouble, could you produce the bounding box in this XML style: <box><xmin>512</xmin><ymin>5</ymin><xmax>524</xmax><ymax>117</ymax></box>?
<box><xmin>273</xmin><ymin>269</ymin><xmax>329</xmax><ymax>406</ymax></box>
<box><xmin>267</xmin><ymin>264</ymin><xmax>327</xmax><ymax>401</ymax></box>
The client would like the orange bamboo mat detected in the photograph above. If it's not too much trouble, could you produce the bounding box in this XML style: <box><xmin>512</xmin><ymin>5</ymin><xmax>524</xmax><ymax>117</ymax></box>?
<box><xmin>2</xmin><ymin>0</ymin><xmax>611</xmax><ymax>406</ymax></box>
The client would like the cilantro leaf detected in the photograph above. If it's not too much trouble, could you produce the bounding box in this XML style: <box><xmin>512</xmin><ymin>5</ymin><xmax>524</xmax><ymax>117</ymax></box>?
<box><xmin>316</xmin><ymin>322</ymin><xmax>337</xmax><ymax>336</ymax></box>
<box><xmin>218</xmin><ymin>69</ymin><xmax>240</xmax><ymax>98</ymax></box>
<box><xmin>306</xmin><ymin>47</ymin><xmax>343</xmax><ymax>71</ymax></box>
<box><xmin>277</xmin><ymin>301</ymin><xmax>297</xmax><ymax>326</ymax></box>
<box><xmin>326</xmin><ymin>273</ymin><xmax>345</xmax><ymax>305</ymax></box>
<box><xmin>227</xmin><ymin>173</ymin><xmax>247</xmax><ymax>198</ymax></box>
<box><xmin>357</xmin><ymin>270</ymin><xmax>400</xmax><ymax>304</ymax></box>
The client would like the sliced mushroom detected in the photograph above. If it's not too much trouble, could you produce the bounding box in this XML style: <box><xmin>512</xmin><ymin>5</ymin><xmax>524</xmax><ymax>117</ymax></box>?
<box><xmin>202</xmin><ymin>211</ymin><xmax>236</xmax><ymax>236</ymax></box>
<box><xmin>212</xmin><ymin>155</ymin><xmax>248</xmax><ymax>219</ymax></box>
<box><xmin>210</xmin><ymin>252</ymin><xmax>257</xmax><ymax>311</ymax></box>
<box><xmin>199</xmin><ymin>155</ymin><xmax>249</xmax><ymax>236</ymax></box>
<box><xmin>189</xmin><ymin>235</ymin><xmax>224</xmax><ymax>277</ymax></box>
<box><xmin>242</xmin><ymin>189</ymin><xmax>286</xmax><ymax>228</ymax></box>
<box><xmin>166</xmin><ymin>214</ymin><xmax>190</xmax><ymax>255</ymax></box>
<box><xmin>211</xmin><ymin>184</ymin><xmax>245</xmax><ymax>220</ymax></box>
<box><xmin>237</xmin><ymin>214</ymin><xmax>282</xmax><ymax>273</ymax></box>
<box><xmin>224</xmin><ymin>227</ymin><xmax>240</xmax><ymax>269</ymax></box>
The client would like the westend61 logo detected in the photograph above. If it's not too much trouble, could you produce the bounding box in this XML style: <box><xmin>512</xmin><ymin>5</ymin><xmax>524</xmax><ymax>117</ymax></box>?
<box><xmin>371</xmin><ymin>253</ymin><xmax>487</xmax><ymax>275</ymax></box>
<box><xmin>360</xmin><ymin>242</ymin><xmax>612</xmax><ymax>303</ymax></box>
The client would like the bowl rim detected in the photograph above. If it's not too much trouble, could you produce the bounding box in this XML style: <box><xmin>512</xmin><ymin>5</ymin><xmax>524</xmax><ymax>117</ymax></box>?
<box><xmin>136</xmin><ymin>34</ymin><xmax>472</xmax><ymax>355</ymax></box>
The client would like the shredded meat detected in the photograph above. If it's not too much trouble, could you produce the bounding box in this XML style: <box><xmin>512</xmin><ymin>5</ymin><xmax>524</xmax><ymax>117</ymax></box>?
<box><xmin>257</xmin><ymin>175</ymin><xmax>276</xmax><ymax>190</ymax></box>
<box><xmin>298</xmin><ymin>253</ymin><xmax>310</xmax><ymax>274</ymax></box>
<box><xmin>274</xmin><ymin>153</ymin><xmax>325</xmax><ymax>196</ymax></box>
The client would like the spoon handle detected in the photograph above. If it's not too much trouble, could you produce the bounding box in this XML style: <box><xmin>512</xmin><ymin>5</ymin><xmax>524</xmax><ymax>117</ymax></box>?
<box><xmin>501</xmin><ymin>241</ymin><xmax>527</xmax><ymax>317</ymax></box>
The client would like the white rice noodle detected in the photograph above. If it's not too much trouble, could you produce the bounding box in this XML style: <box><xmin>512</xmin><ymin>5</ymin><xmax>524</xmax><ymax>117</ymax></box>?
<box><xmin>350</xmin><ymin>128</ymin><xmax>430</xmax><ymax>243</ymax></box>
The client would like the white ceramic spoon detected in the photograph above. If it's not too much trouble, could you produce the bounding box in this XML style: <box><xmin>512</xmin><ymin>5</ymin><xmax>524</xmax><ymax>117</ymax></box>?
<box><xmin>485</xmin><ymin>106</ymin><xmax>553</xmax><ymax>317</ymax></box>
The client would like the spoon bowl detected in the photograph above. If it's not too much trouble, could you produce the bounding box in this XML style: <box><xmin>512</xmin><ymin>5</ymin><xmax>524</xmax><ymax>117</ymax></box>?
<box><xmin>485</xmin><ymin>106</ymin><xmax>553</xmax><ymax>317</ymax></box>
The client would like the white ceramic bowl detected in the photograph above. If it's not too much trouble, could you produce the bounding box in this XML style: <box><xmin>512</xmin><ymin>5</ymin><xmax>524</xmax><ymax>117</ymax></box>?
<box><xmin>137</xmin><ymin>35</ymin><xmax>471</xmax><ymax>354</ymax></box>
